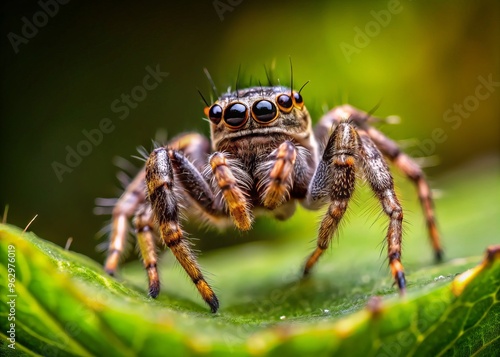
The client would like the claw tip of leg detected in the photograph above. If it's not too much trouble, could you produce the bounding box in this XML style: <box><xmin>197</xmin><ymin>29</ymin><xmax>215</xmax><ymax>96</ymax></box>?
<box><xmin>396</xmin><ymin>271</ymin><xmax>406</xmax><ymax>292</ymax></box>
<box><xmin>435</xmin><ymin>249</ymin><xmax>444</xmax><ymax>262</ymax></box>
<box><xmin>208</xmin><ymin>296</ymin><xmax>219</xmax><ymax>313</ymax></box>
<box><xmin>148</xmin><ymin>282</ymin><xmax>160</xmax><ymax>298</ymax></box>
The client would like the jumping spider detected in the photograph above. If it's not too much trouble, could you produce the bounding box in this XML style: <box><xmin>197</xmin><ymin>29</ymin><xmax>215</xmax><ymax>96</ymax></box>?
<box><xmin>100</xmin><ymin>82</ymin><xmax>443</xmax><ymax>313</ymax></box>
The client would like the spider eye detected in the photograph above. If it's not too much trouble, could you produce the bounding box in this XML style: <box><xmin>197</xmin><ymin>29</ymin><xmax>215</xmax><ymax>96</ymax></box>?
<box><xmin>223</xmin><ymin>102</ymin><xmax>248</xmax><ymax>128</ymax></box>
<box><xmin>277</xmin><ymin>94</ymin><xmax>293</xmax><ymax>113</ymax></box>
<box><xmin>252</xmin><ymin>100</ymin><xmax>278</xmax><ymax>123</ymax></box>
<box><xmin>208</xmin><ymin>104</ymin><xmax>222</xmax><ymax>124</ymax></box>
<box><xmin>293</xmin><ymin>91</ymin><xmax>304</xmax><ymax>108</ymax></box>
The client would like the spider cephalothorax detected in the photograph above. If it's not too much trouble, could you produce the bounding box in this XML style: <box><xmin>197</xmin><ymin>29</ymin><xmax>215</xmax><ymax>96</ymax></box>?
<box><xmin>100</xmin><ymin>81</ymin><xmax>443</xmax><ymax>313</ymax></box>
<box><xmin>208</xmin><ymin>86</ymin><xmax>311</xmax><ymax>146</ymax></box>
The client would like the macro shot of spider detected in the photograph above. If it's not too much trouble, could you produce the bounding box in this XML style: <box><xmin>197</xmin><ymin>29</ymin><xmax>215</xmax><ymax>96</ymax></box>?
<box><xmin>99</xmin><ymin>71</ymin><xmax>443</xmax><ymax>313</ymax></box>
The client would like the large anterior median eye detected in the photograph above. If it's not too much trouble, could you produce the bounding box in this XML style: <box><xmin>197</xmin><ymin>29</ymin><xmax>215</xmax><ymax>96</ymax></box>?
<box><xmin>252</xmin><ymin>100</ymin><xmax>278</xmax><ymax>123</ymax></box>
<box><xmin>223</xmin><ymin>102</ymin><xmax>248</xmax><ymax>128</ymax></box>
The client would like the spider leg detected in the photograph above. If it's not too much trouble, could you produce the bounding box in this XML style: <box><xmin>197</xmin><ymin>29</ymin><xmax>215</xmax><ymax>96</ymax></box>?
<box><xmin>209</xmin><ymin>152</ymin><xmax>253</xmax><ymax>230</ymax></box>
<box><xmin>168</xmin><ymin>132</ymin><xmax>229</xmax><ymax>224</ymax></box>
<box><xmin>358</xmin><ymin>131</ymin><xmax>406</xmax><ymax>292</ymax></box>
<box><xmin>146</xmin><ymin>147</ymin><xmax>219</xmax><ymax>312</ymax></box>
<box><xmin>168</xmin><ymin>132</ymin><xmax>212</xmax><ymax>172</ymax></box>
<box><xmin>104</xmin><ymin>170</ymin><xmax>146</xmax><ymax>275</ymax></box>
<box><xmin>169</xmin><ymin>149</ymin><xmax>222</xmax><ymax>217</ymax></box>
<box><xmin>133</xmin><ymin>203</ymin><xmax>160</xmax><ymax>297</ymax></box>
<box><xmin>257</xmin><ymin>141</ymin><xmax>297</xmax><ymax>210</ymax></box>
<box><xmin>363</xmin><ymin>126</ymin><xmax>443</xmax><ymax>261</ymax></box>
<box><xmin>314</xmin><ymin>105</ymin><xmax>443</xmax><ymax>261</ymax></box>
<box><xmin>104</xmin><ymin>133</ymin><xmax>216</xmax><ymax>276</ymax></box>
<box><xmin>303</xmin><ymin>121</ymin><xmax>357</xmax><ymax>275</ymax></box>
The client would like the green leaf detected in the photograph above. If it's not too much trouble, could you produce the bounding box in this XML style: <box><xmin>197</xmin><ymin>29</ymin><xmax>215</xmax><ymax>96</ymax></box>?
<box><xmin>1</xmin><ymin>167</ymin><xmax>499</xmax><ymax>356</ymax></box>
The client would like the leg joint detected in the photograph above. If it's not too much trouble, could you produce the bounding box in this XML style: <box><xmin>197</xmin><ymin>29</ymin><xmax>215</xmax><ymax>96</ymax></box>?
<box><xmin>389</xmin><ymin>252</ymin><xmax>401</xmax><ymax>262</ymax></box>
<box><xmin>166</xmin><ymin>237</ymin><xmax>183</xmax><ymax>248</ymax></box>
<box><xmin>192</xmin><ymin>276</ymin><xmax>202</xmax><ymax>285</ymax></box>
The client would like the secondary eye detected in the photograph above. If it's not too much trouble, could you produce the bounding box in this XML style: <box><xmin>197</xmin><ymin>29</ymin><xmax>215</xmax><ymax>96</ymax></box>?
<box><xmin>277</xmin><ymin>94</ymin><xmax>293</xmax><ymax>113</ymax></box>
<box><xmin>223</xmin><ymin>103</ymin><xmax>248</xmax><ymax>128</ymax></box>
<box><xmin>293</xmin><ymin>91</ymin><xmax>304</xmax><ymax>108</ymax></box>
<box><xmin>252</xmin><ymin>100</ymin><xmax>277</xmax><ymax>123</ymax></box>
<box><xmin>208</xmin><ymin>104</ymin><xmax>223</xmax><ymax>124</ymax></box>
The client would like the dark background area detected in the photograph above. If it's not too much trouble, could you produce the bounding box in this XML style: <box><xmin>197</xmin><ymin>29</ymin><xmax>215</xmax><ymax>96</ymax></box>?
<box><xmin>1</xmin><ymin>0</ymin><xmax>499</xmax><ymax>263</ymax></box>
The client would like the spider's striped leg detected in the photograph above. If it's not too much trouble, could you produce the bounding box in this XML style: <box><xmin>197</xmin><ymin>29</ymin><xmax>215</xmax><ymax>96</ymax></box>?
<box><xmin>209</xmin><ymin>152</ymin><xmax>253</xmax><ymax>230</ymax></box>
<box><xmin>363</xmin><ymin>126</ymin><xmax>443</xmax><ymax>261</ymax></box>
<box><xmin>146</xmin><ymin>147</ymin><xmax>219</xmax><ymax>312</ymax></box>
<box><xmin>104</xmin><ymin>170</ymin><xmax>146</xmax><ymax>275</ymax></box>
<box><xmin>257</xmin><ymin>141</ymin><xmax>297</xmax><ymax>210</ymax></box>
<box><xmin>358</xmin><ymin>131</ymin><xmax>406</xmax><ymax>292</ymax></box>
<box><xmin>303</xmin><ymin>121</ymin><xmax>358</xmax><ymax>275</ymax></box>
<box><xmin>134</xmin><ymin>203</ymin><xmax>160</xmax><ymax>297</ymax></box>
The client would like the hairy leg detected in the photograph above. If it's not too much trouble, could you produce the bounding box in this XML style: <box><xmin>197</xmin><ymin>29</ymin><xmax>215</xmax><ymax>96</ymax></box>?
<box><xmin>209</xmin><ymin>152</ymin><xmax>253</xmax><ymax>230</ymax></box>
<box><xmin>314</xmin><ymin>105</ymin><xmax>442</xmax><ymax>261</ymax></box>
<box><xmin>358</xmin><ymin>131</ymin><xmax>406</xmax><ymax>292</ymax></box>
<box><xmin>134</xmin><ymin>203</ymin><xmax>160</xmax><ymax>297</ymax></box>
<box><xmin>104</xmin><ymin>170</ymin><xmax>146</xmax><ymax>275</ymax></box>
<box><xmin>304</xmin><ymin>121</ymin><xmax>358</xmax><ymax>275</ymax></box>
<box><xmin>146</xmin><ymin>147</ymin><xmax>219</xmax><ymax>312</ymax></box>
<box><xmin>256</xmin><ymin>141</ymin><xmax>297</xmax><ymax>210</ymax></box>
<box><xmin>363</xmin><ymin>126</ymin><xmax>443</xmax><ymax>261</ymax></box>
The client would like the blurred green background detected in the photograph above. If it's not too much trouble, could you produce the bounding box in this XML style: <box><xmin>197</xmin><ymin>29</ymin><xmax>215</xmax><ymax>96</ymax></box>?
<box><xmin>1</xmin><ymin>0</ymin><xmax>498</xmax><ymax>263</ymax></box>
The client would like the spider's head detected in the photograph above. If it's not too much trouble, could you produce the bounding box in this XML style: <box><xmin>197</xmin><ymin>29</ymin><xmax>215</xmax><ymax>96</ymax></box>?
<box><xmin>204</xmin><ymin>86</ymin><xmax>312</xmax><ymax>150</ymax></box>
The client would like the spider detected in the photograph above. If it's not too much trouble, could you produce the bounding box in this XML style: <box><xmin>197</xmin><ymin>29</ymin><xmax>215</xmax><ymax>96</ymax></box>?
<box><xmin>100</xmin><ymin>78</ymin><xmax>443</xmax><ymax>313</ymax></box>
